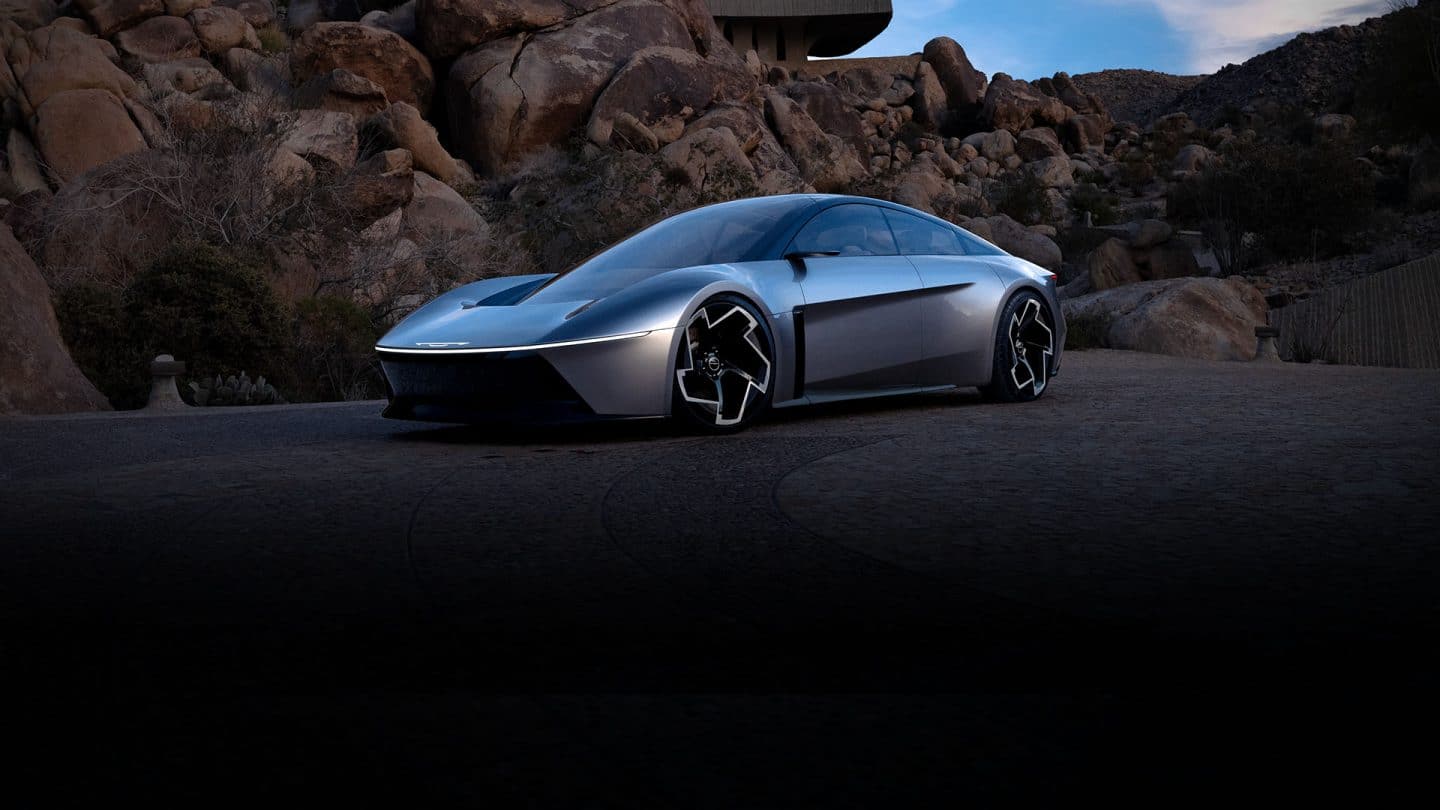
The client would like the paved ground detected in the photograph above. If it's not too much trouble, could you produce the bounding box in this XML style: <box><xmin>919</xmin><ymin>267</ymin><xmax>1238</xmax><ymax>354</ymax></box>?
<box><xmin>3</xmin><ymin>350</ymin><xmax>1438</xmax><ymax>804</ymax></box>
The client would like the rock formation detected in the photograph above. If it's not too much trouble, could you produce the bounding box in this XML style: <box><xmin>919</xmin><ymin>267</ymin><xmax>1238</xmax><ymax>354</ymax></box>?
<box><xmin>1</xmin><ymin>222</ymin><xmax>110</xmax><ymax>414</ymax></box>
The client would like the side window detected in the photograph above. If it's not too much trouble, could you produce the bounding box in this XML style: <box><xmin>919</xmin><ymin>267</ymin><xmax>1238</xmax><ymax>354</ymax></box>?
<box><xmin>954</xmin><ymin>225</ymin><xmax>1005</xmax><ymax>257</ymax></box>
<box><xmin>883</xmin><ymin>210</ymin><xmax>966</xmax><ymax>256</ymax></box>
<box><xmin>788</xmin><ymin>204</ymin><xmax>898</xmax><ymax>257</ymax></box>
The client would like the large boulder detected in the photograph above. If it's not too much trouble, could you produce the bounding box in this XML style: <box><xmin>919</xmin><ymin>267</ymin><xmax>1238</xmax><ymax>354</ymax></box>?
<box><xmin>112</xmin><ymin>15</ymin><xmax>201</xmax><ymax>63</ymax></box>
<box><xmin>344</xmin><ymin>147</ymin><xmax>414</xmax><ymax>222</ymax></box>
<box><xmin>787</xmin><ymin>79</ymin><xmax>868</xmax><ymax>158</ymax></box>
<box><xmin>658</xmin><ymin>126</ymin><xmax>755</xmax><ymax>189</ymax></box>
<box><xmin>72</xmin><ymin>0</ymin><xmax>163</xmax><ymax>37</ymax></box>
<box><xmin>686</xmin><ymin>101</ymin><xmax>802</xmax><ymax>183</ymax></box>
<box><xmin>1</xmin><ymin>223</ymin><xmax>111</xmax><ymax>415</ymax></box>
<box><xmin>910</xmin><ymin>61</ymin><xmax>948</xmax><ymax>131</ymax></box>
<box><xmin>5</xmin><ymin>128</ymin><xmax>49</xmax><ymax>193</ymax></box>
<box><xmin>279</xmin><ymin>109</ymin><xmax>358</xmax><ymax>170</ymax></box>
<box><xmin>763</xmin><ymin>89</ymin><xmax>866</xmax><ymax>193</ymax></box>
<box><xmin>33</xmin><ymin>88</ymin><xmax>147</xmax><ymax>182</ymax></box>
<box><xmin>962</xmin><ymin>129</ymin><xmax>1015</xmax><ymax>163</ymax></box>
<box><xmin>416</xmin><ymin>0</ymin><xmax>723</xmax><ymax>63</ymax></box>
<box><xmin>921</xmin><ymin>36</ymin><xmax>985</xmax><ymax>108</ymax></box>
<box><xmin>1</xmin><ymin>0</ymin><xmax>58</xmax><ymax>30</ymax></box>
<box><xmin>365</xmin><ymin>101</ymin><xmax>472</xmax><ymax>187</ymax></box>
<box><xmin>4</xmin><ymin>23</ymin><xmax>119</xmax><ymax>73</ymax></box>
<box><xmin>1062</xmin><ymin>277</ymin><xmax>1267</xmax><ymax>361</ymax></box>
<box><xmin>890</xmin><ymin>161</ymin><xmax>952</xmax><ymax>215</ymax></box>
<box><xmin>1042</xmin><ymin>72</ymin><xmax>1105</xmax><ymax>116</ymax></box>
<box><xmin>399</xmin><ymin>170</ymin><xmax>488</xmax><ymax>276</ymax></box>
<box><xmin>187</xmin><ymin>6</ymin><xmax>259</xmax><ymax>53</ymax></box>
<box><xmin>218</xmin><ymin>46</ymin><xmax>287</xmax><ymax>94</ymax></box>
<box><xmin>1025</xmin><ymin>155</ymin><xmax>1074</xmax><ymax>189</ymax></box>
<box><xmin>446</xmin><ymin>0</ymin><xmax>695</xmax><ymax>175</ymax></box>
<box><xmin>292</xmin><ymin>68</ymin><xmax>389</xmax><ymax>119</ymax></box>
<box><xmin>291</xmin><ymin>22</ymin><xmax>434</xmax><ymax>112</ymax></box>
<box><xmin>1062</xmin><ymin>112</ymin><xmax>1111</xmax><ymax>153</ymax></box>
<box><xmin>361</xmin><ymin>2</ymin><xmax>418</xmax><ymax>42</ymax></box>
<box><xmin>142</xmin><ymin>56</ymin><xmax>230</xmax><ymax>94</ymax></box>
<box><xmin>164</xmin><ymin>0</ymin><xmax>211</xmax><ymax>15</ymax></box>
<box><xmin>587</xmin><ymin>46</ymin><xmax>716</xmax><ymax>148</ymax></box>
<box><xmin>1173</xmin><ymin>143</ymin><xmax>1215</xmax><ymax>175</ymax></box>
<box><xmin>11</xmin><ymin>31</ymin><xmax>137</xmax><ymax>116</ymax></box>
<box><xmin>1087</xmin><ymin>237</ymin><xmax>1141</xmax><ymax>291</ymax></box>
<box><xmin>981</xmin><ymin>214</ymin><xmax>1062</xmax><ymax>271</ymax></box>
<box><xmin>1141</xmin><ymin>242</ymin><xmax>1203</xmax><ymax>280</ymax></box>
<box><xmin>415</xmin><ymin>0</ymin><xmax>575</xmax><ymax>60</ymax></box>
<box><xmin>980</xmin><ymin>73</ymin><xmax>1070</xmax><ymax>133</ymax></box>
<box><xmin>215</xmin><ymin>0</ymin><xmax>273</xmax><ymax>29</ymax></box>
<box><xmin>1015</xmin><ymin>127</ymin><xmax>1065</xmax><ymax>162</ymax></box>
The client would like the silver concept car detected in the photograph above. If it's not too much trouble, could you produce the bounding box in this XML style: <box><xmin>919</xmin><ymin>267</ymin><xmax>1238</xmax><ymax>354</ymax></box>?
<box><xmin>376</xmin><ymin>195</ymin><xmax>1065</xmax><ymax>432</ymax></box>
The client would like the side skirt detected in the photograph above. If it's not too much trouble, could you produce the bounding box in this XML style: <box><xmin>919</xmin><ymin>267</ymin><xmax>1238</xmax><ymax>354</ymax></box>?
<box><xmin>772</xmin><ymin>384</ymin><xmax>959</xmax><ymax>409</ymax></box>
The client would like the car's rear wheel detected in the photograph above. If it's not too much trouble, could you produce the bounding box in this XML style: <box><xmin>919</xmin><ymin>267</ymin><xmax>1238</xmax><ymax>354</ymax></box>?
<box><xmin>981</xmin><ymin>290</ymin><xmax>1055</xmax><ymax>403</ymax></box>
<box><xmin>672</xmin><ymin>295</ymin><xmax>775</xmax><ymax>433</ymax></box>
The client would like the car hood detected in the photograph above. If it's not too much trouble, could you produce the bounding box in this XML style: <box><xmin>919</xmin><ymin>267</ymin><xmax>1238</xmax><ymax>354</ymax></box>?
<box><xmin>378</xmin><ymin>300</ymin><xmax>591</xmax><ymax>350</ymax></box>
<box><xmin>376</xmin><ymin>265</ymin><xmax>745</xmax><ymax>352</ymax></box>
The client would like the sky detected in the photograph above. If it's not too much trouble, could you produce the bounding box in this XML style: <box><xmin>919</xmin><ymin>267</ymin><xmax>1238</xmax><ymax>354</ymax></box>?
<box><xmin>843</xmin><ymin>0</ymin><xmax>1394</xmax><ymax>77</ymax></box>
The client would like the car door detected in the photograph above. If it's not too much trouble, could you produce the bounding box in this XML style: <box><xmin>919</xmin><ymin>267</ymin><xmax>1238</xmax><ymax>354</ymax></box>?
<box><xmin>882</xmin><ymin>208</ymin><xmax>1008</xmax><ymax>387</ymax></box>
<box><xmin>788</xmin><ymin>203</ymin><xmax>925</xmax><ymax>394</ymax></box>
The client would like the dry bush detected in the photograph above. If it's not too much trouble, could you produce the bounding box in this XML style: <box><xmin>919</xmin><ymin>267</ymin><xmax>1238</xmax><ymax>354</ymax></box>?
<box><xmin>38</xmin><ymin>89</ymin><xmax>518</xmax><ymax>401</ymax></box>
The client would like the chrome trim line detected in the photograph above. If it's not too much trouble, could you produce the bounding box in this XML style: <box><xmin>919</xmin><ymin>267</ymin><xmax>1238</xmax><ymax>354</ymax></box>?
<box><xmin>375</xmin><ymin>331</ymin><xmax>653</xmax><ymax>355</ymax></box>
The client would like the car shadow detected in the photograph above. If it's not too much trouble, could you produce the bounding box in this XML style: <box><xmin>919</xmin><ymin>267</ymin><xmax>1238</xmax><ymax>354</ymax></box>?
<box><xmin>387</xmin><ymin>417</ymin><xmax>679</xmax><ymax>446</ymax></box>
<box><xmin>763</xmin><ymin>386</ymin><xmax>987</xmax><ymax>425</ymax></box>
<box><xmin>388</xmin><ymin>388</ymin><xmax>988</xmax><ymax>445</ymax></box>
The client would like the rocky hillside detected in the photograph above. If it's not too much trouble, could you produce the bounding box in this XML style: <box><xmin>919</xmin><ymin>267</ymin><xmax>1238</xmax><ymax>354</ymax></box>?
<box><xmin>1</xmin><ymin>0</ymin><xmax>1435</xmax><ymax>412</ymax></box>
<box><xmin>1165</xmin><ymin>15</ymin><xmax>1387</xmax><ymax>127</ymax></box>
<box><xmin>1071</xmin><ymin>69</ymin><xmax>1203</xmax><ymax>127</ymax></box>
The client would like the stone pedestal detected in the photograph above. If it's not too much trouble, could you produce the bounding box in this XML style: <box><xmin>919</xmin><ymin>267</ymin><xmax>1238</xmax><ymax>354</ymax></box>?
<box><xmin>146</xmin><ymin>354</ymin><xmax>189</xmax><ymax>410</ymax></box>
<box><xmin>1254</xmin><ymin>326</ymin><xmax>1282</xmax><ymax>362</ymax></box>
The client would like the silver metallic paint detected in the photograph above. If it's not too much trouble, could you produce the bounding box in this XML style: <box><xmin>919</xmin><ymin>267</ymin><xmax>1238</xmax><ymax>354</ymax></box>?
<box><xmin>376</xmin><ymin>195</ymin><xmax>1065</xmax><ymax>421</ymax></box>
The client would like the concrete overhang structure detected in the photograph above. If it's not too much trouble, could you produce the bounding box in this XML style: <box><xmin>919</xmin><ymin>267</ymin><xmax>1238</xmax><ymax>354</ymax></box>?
<box><xmin>706</xmin><ymin>0</ymin><xmax>893</xmax><ymax>66</ymax></box>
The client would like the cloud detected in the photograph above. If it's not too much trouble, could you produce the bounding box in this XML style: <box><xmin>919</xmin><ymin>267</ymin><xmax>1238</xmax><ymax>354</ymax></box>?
<box><xmin>1109</xmin><ymin>0</ymin><xmax>1391</xmax><ymax>72</ymax></box>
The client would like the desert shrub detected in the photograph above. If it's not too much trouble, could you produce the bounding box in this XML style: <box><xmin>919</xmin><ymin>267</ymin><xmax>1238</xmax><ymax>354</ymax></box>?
<box><xmin>290</xmin><ymin>296</ymin><xmax>383</xmax><ymax>402</ymax></box>
<box><xmin>1070</xmin><ymin>182</ymin><xmax>1122</xmax><ymax>226</ymax></box>
<box><xmin>894</xmin><ymin>120</ymin><xmax>929</xmax><ymax>149</ymax></box>
<box><xmin>54</xmin><ymin>283</ymin><xmax>149</xmax><ymax>409</ymax></box>
<box><xmin>1065</xmin><ymin>312</ymin><xmax>1111</xmax><ymax>351</ymax></box>
<box><xmin>56</xmin><ymin>242</ymin><xmax>291</xmax><ymax>407</ymax></box>
<box><xmin>124</xmin><ymin>242</ymin><xmax>290</xmax><ymax>391</ymax></box>
<box><xmin>994</xmin><ymin>172</ymin><xmax>1052</xmax><ymax>225</ymax></box>
<box><xmin>1169</xmin><ymin>139</ymin><xmax>1375</xmax><ymax>271</ymax></box>
<box><xmin>256</xmin><ymin>26</ymin><xmax>288</xmax><ymax>54</ymax></box>
<box><xmin>1118</xmin><ymin>154</ymin><xmax>1156</xmax><ymax>193</ymax></box>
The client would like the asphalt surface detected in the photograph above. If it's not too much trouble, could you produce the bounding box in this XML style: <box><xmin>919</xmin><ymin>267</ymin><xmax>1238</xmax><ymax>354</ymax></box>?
<box><xmin>3</xmin><ymin>350</ymin><xmax>1438</xmax><ymax>805</ymax></box>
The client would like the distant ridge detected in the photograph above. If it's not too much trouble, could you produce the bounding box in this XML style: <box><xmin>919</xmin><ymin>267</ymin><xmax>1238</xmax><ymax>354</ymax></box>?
<box><xmin>1070</xmin><ymin>69</ymin><xmax>1205</xmax><ymax>126</ymax></box>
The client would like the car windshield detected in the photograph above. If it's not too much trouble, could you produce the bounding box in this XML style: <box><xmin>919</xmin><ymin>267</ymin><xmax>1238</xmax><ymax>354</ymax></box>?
<box><xmin>525</xmin><ymin>197</ymin><xmax>805</xmax><ymax>303</ymax></box>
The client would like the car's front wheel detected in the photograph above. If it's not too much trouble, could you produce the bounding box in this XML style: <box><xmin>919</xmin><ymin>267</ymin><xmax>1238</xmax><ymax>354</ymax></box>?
<box><xmin>981</xmin><ymin>290</ymin><xmax>1056</xmax><ymax>403</ymax></box>
<box><xmin>672</xmin><ymin>295</ymin><xmax>775</xmax><ymax>433</ymax></box>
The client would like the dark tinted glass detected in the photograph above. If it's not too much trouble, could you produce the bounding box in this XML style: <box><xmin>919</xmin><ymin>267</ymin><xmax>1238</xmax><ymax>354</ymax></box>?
<box><xmin>788</xmin><ymin>204</ymin><xmax>898</xmax><ymax>257</ymax></box>
<box><xmin>883</xmin><ymin>210</ymin><xmax>966</xmax><ymax>256</ymax></box>
<box><xmin>527</xmin><ymin>196</ymin><xmax>804</xmax><ymax>303</ymax></box>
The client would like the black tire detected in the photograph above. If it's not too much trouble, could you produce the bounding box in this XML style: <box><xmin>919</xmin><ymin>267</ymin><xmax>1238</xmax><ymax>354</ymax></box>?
<box><xmin>672</xmin><ymin>294</ymin><xmax>776</xmax><ymax>433</ymax></box>
<box><xmin>980</xmin><ymin>290</ymin><xmax>1056</xmax><ymax>403</ymax></box>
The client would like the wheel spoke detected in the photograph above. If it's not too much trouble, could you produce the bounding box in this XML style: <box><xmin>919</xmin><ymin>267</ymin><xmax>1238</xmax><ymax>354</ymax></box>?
<box><xmin>676</xmin><ymin>303</ymin><xmax>772</xmax><ymax>426</ymax></box>
<box><xmin>1007</xmin><ymin>299</ymin><xmax>1054</xmax><ymax>396</ymax></box>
